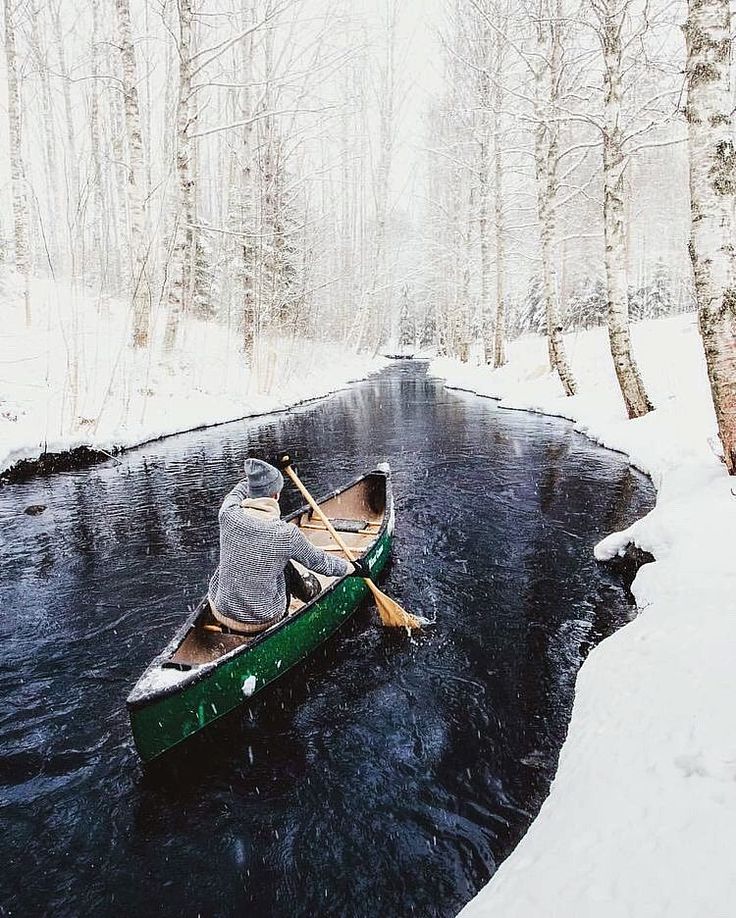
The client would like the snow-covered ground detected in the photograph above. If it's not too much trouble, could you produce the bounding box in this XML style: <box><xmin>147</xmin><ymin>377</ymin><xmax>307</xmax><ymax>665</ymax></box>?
<box><xmin>0</xmin><ymin>277</ymin><xmax>385</xmax><ymax>475</ymax></box>
<box><xmin>430</xmin><ymin>314</ymin><xmax>736</xmax><ymax>917</ymax></box>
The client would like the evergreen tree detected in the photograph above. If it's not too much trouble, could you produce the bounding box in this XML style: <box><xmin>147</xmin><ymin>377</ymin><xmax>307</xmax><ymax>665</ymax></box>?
<box><xmin>420</xmin><ymin>299</ymin><xmax>437</xmax><ymax>351</ymax></box>
<box><xmin>398</xmin><ymin>285</ymin><xmax>415</xmax><ymax>349</ymax></box>
<box><xmin>646</xmin><ymin>259</ymin><xmax>673</xmax><ymax>319</ymax></box>
<box><xmin>567</xmin><ymin>276</ymin><xmax>607</xmax><ymax>329</ymax></box>
<box><xmin>509</xmin><ymin>275</ymin><xmax>546</xmax><ymax>337</ymax></box>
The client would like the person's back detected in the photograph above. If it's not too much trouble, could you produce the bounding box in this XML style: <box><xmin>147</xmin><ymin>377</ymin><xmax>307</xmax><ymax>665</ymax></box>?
<box><xmin>209</xmin><ymin>459</ymin><xmax>353</xmax><ymax>633</ymax></box>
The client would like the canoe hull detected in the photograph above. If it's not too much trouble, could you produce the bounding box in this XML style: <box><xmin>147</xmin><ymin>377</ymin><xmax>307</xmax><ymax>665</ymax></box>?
<box><xmin>128</xmin><ymin>477</ymin><xmax>393</xmax><ymax>763</ymax></box>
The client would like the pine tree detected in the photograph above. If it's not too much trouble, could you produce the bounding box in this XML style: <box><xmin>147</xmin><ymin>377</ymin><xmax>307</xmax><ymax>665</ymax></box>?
<box><xmin>420</xmin><ymin>300</ymin><xmax>437</xmax><ymax>352</ymax></box>
<box><xmin>398</xmin><ymin>285</ymin><xmax>415</xmax><ymax>349</ymax></box>
<box><xmin>567</xmin><ymin>276</ymin><xmax>607</xmax><ymax>329</ymax></box>
<box><xmin>647</xmin><ymin>259</ymin><xmax>673</xmax><ymax>319</ymax></box>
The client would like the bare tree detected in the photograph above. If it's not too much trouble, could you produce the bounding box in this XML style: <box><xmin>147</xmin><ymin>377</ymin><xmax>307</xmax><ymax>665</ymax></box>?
<box><xmin>27</xmin><ymin>5</ymin><xmax>61</xmax><ymax>272</ymax></box>
<box><xmin>3</xmin><ymin>0</ymin><xmax>31</xmax><ymax>323</ymax></box>
<box><xmin>472</xmin><ymin>17</ymin><xmax>493</xmax><ymax>363</ymax></box>
<box><xmin>532</xmin><ymin>1</ymin><xmax>577</xmax><ymax>395</ymax></box>
<box><xmin>357</xmin><ymin>0</ymin><xmax>400</xmax><ymax>352</ymax></box>
<box><xmin>165</xmin><ymin>0</ymin><xmax>196</xmax><ymax>352</ymax></box>
<box><xmin>591</xmin><ymin>0</ymin><xmax>653</xmax><ymax>418</ymax></box>
<box><xmin>685</xmin><ymin>0</ymin><xmax>736</xmax><ymax>472</ymax></box>
<box><xmin>114</xmin><ymin>0</ymin><xmax>152</xmax><ymax>348</ymax></box>
<box><xmin>50</xmin><ymin>0</ymin><xmax>79</xmax><ymax>268</ymax></box>
<box><xmin>491</xmin><ymin>20</ymin><xmax>507</xmax><ymax>368</ymax></box>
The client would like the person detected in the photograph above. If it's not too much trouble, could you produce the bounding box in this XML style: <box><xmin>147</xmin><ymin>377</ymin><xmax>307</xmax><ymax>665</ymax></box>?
<box><xmin>208</xmin><ymin>458</ymin><xmax>368</xmax><ymax>634</ymax></box>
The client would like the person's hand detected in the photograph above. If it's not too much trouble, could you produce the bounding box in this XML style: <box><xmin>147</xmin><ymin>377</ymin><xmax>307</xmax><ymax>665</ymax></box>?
<box><xmin>350</xmin><ymin>557</ymin><xmax>372</xmax><ymax>580</ymax></box>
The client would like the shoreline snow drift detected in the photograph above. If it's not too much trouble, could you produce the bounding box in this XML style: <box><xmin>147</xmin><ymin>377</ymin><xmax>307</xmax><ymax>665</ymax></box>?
<box><xmin>430</xmin><ymin>314</ymin><xmax>736</xmax><ymax>917</ymax></box>
<box><xmin>1</xmin><ymin>280</ymin><xmax>386</xmax><ymax>478</ymax></box>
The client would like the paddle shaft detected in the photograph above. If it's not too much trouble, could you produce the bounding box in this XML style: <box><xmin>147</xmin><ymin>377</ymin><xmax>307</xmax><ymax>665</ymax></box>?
<box><xmin>282</xmin><ymin>465</ymin><xmax>383</xmax><ymax>601</ymax></box>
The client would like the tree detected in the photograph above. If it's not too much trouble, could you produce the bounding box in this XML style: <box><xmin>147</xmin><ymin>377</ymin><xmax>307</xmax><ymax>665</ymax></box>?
<box><xmin>685</xmin><ymin>0</ymin><xmax>736</xmax><ymax>472</ymax></box>
<box><xmin>358</xmin><ymin>0</ymin><xmax>400</xmax><ymax>352</ymax></box>
<box><xmin>591</xmin><ymin>0</ymin><xmax>653</xmax><ymax>418</ymax></box>
<box><xmin>566</xmin><ymin>275</ymin><xmax>607</xmax><ymax>330</ymax></box>
<box><xmin>398</xmin><ymin>284</ymin><xmax>414</xmax><ymax>349</ymax></box>
<box><xmin>491</xmin><ymin>18</ymin><xmax>507</xmax><ymax>368</ymax></box>
<box><xmin>532</xmin><ymin>0</ymin><xmax>577</xmax><ymax>395</ymax></box>
<box><xmin>3</xmin><ymin>0</ymin><xmax>31</xmax><ymax>324</ymax></box>
<box><xmin>165</xmin><ymin>0</ymin><xmax>197</xmax><ymax>353</ymax></box>
<box><xmin>114</xmin><ymin>0</ymin><xmax>152</xmax><ymax>347</ymax></box>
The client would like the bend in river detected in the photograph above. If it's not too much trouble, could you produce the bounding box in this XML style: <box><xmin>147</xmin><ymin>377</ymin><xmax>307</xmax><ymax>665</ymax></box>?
<box><xmin>0</xmin><ymin>362</ymin><xmax>654</xmax><ymax>917</ymax></box>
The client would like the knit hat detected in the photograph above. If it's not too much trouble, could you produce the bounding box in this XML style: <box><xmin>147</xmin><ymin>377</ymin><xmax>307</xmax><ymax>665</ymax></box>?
<box><xmin>244</xmin><ymin>458</ymin><xmax>284</xmax><ymax>498</ymax></box>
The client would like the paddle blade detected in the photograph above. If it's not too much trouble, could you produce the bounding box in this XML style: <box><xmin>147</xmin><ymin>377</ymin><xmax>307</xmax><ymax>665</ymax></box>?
<box><xmin>371</xmin><ymin>585</ymin><xmax>424</xmax><ymax>630</ymax></box>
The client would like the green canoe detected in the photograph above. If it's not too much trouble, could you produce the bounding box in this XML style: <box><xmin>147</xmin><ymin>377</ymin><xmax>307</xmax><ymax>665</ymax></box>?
<box><xmin>127</xmin><ymin>463</ymin><xmax>394</xmax><ymax>763</ymax></box>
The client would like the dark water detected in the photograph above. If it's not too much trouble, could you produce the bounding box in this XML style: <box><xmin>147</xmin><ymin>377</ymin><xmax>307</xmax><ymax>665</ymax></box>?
<box><xmin>0</xmin><ymin>363</ymin><xmax>654</xmax><ymax>917</ymax></box>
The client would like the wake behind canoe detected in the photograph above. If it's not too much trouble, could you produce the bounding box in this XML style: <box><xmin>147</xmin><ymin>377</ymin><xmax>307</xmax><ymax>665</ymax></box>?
<box><xmin>127</xmin><ymin>464</ymin><xmax>394</xmax><ymax>763</ymax></box>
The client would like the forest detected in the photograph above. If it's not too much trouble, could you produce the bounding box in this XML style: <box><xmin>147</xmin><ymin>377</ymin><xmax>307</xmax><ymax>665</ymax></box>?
<box><xmin>2</xmin><ymin>0</ymin><xmax>734</xmax><ymax>474</ymax></box>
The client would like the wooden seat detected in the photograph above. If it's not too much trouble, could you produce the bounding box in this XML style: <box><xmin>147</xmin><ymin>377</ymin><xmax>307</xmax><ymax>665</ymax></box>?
<box><xmin>169</xmin><ymin>627</ymin><xmax>253</xmax><ymax>667</ymax></box>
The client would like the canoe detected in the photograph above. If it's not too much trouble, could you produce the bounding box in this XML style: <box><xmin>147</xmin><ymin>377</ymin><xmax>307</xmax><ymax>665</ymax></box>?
<box><xmin>127</xmin><ymin>462</ymin><xmax>394</xmax><ymax>763</ymax></box>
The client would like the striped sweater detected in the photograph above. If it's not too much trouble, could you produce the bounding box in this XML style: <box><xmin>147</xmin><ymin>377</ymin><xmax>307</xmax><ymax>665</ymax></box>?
<box><xmin>208</xmin><ymin>481</ymin><xmax>351</xmax><ymax>627</ymax></box>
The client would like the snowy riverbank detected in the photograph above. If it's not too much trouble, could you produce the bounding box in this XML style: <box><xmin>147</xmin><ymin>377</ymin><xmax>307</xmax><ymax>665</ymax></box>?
<box><xmin>430</xmin><ymin>314</ymin><xmax>736</xmax><ymax>916</ymax></box>
<box><xmin>0</xmin><ymin>278</ymin><xmax>386</xmax><ymax>476</ymax></box>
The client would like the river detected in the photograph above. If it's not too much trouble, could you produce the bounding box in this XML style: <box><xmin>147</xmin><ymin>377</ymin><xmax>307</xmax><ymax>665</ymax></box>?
<box><xmin>0</xmin><ymin>361</ymin><xmax>654</xmax><ymax>916</ymax></box>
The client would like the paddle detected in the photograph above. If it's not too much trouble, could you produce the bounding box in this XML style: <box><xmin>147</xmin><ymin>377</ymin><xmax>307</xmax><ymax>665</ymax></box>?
<box><xmin>277</xmin><ymin>453</ymin><xmax>423</xmax><ymax>630</ymax></box>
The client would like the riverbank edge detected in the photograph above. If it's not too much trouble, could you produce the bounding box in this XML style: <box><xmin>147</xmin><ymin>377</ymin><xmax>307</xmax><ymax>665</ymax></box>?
<box><xmin>1</xmin><ymin>359</ymin><xmax>389</xmax><ymax>485</ymax></box>
<box><xmin>429</xmin><ymin>352</ymin><xmax>736</xmax><ymax>916</ymax></box>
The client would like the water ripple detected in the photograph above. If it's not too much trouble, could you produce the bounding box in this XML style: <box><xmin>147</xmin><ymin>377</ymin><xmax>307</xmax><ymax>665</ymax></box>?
<box><xmin>0</xmin><ymin>362</ymin><xmax>654</xmax><ymax>917</ymax></box>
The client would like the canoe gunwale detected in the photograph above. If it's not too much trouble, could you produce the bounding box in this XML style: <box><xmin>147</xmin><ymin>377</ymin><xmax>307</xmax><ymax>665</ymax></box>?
<box><xmin>126</xmin><ymin>465</ymin><xmax>393</xmax><ymax>711</ymax></box>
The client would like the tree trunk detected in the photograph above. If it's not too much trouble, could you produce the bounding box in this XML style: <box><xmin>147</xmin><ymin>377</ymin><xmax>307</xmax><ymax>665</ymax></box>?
<box><xmin>600</xmin><ymin>2</ymin><xmax>652</xmax><ymax>418</ymax></box>
<box><xmin>165</xmin><ymin>0</ymin><xmax>197</xmax><ymax>353</ymax></box>
<box><xmin>114</xmin><ymin>0</ymin><xmax>152</xmax><ymax>348</ymax></box>
<box><xmin>492</xmin><ymin>30</ymin><xmax>506</xmax><ymax>369</ymax></box>
<box><xmin>477</xmin><ymin>39</ymin><xmax>492</xmax><ymax>363</ymax></box>
<box><xmin>685</xmin><ymin>0</ymin><xmax>736</xmax><ymax>472</ymax></box>
<box><xmin>112</xmin><ymin>2</ymin><xmax>148</xmax><ymax>331</ymax></box>
<box><xmin>3</xmin><ymin>0</ymin><xmax>31</xmax><ymax>324</ymax></box>
<box><xmin>50</xmin><ymin>0</ymin><xmax>79</xmax><ymax>272</ymax></box>
<box><xmin>236</xmin><ymin>2</ymin><xmax>257</xmax><ymax>358</ymax></box>
<box><xmin>89</xmin><ymin>0</ymin><xmax>108</xmax><ymax>295</ymax></box>
<box><xmin>457</xmin><ymin>183</ymin><xmax>474</xmax><ymax>363</ymax></box>
<box><xmin>533</xmin><ymin>17</ymin><xmax>576</xmax><ymax>396</ymax></box>
<box><xmin>28</xmin><ymin>10</ymin><xmax>61</xmax><ymax>273</ymax></box>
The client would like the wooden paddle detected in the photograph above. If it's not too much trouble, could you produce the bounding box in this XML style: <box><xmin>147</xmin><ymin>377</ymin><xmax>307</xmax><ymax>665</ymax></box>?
<box><xmin>277</xmin><ymin>454</ymin><xmax>422</xmax><ymax>630</ymax></box>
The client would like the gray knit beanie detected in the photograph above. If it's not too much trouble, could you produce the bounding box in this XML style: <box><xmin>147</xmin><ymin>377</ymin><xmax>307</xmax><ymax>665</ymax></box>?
<box><xmin>244</xmin><ymin>458</ymin><xmax>284</xmax><ymax>498</ymax></box>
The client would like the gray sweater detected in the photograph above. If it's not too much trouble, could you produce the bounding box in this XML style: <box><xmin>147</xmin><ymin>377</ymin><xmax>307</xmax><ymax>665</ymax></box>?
<box><xmin>208</xmin><ymin>481</ymin><xmax>351</xmax><ymax>626</ymax></box>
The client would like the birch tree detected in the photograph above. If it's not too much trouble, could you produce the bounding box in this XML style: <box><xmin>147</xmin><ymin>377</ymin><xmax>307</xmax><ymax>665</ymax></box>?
<box><xmin>491</xmin><ymin>21</ymin><xmax>507</xmax><ymax>368</ymax></box>
<box><xmin>165</xmin><ymin>0</ymin><xmax>196</xmax><ymax>352</ymax></box>
<box><xmin>532</xmin><ymin>2</ymin><xmax>577</xmax><ymax>396</ymax></box>
<box><xmin>230</xmin><ymin>2</ymin><xmax>258</xmax><ymax>358</ymax></box>
<box><xmin>474</xmin><ymin>19</ymin><xmax>493</xmax><ymax>362</ymax></box>
<box><xmin>3</xmin><ymin>0</ymin><xmax>31</xmax><ymax>323</ymax></box>
<box><xmin>685</xmin><ymin>0</ymin><xmax>736</xmax><ymax>472</ymax></box>
<box><xmin>357</xmin><ymin>0</ymin><xmax>400</xmax><ymax>352</ymax></box>
<box><xmin>114</xmin><ymin>0</ymin><xmax>152</xmax><ymax>348</ymax></box>
<box><xmin>50</xmin><ymin>0</ymin><xmax>79</xmax><ymax>267</ymax></box>
<box><xmin>591</xmin><ymin>0</ymin><xmax>653</xmax><ymax>418</ymax></box>
<box><xmin>27</xmin><ymin>6</ymin><xmax>61</xmax><ymax>272</ymax></box>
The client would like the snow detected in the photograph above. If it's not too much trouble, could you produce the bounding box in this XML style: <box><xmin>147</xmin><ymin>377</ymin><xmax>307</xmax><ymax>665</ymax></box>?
<box><xmin>241</xmin><ymin>675</ymin><xmax>257</xmax><ymax>698</ymax></box>
<box><xmin>129</xmin><ymin>663</ymin><xmax>190</xmax><ymax>699</ymax></box>
<box><xmin>429</xmin><ymin>314</ymin><xmax>736</xmax><ymax>917</ymax></box>
<box><xmin>0</xmin><ymin>277</ymin><xmax>386</xmax><ymax>476</ymax></box>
